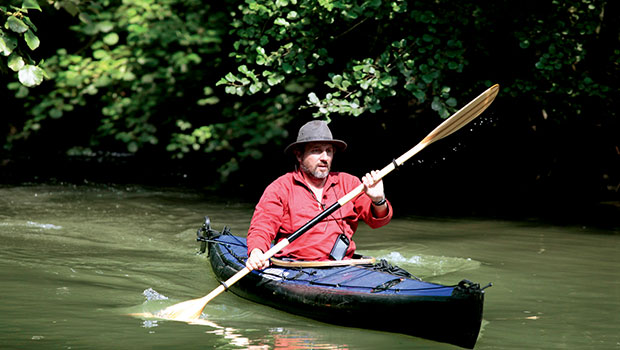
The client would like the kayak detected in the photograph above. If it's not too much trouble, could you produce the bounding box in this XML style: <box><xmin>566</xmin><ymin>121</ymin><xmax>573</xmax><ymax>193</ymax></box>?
<box><xmin>197</xmin><ymin>217</ymin><xmax>488</xmax><ymax>349</ymax></box>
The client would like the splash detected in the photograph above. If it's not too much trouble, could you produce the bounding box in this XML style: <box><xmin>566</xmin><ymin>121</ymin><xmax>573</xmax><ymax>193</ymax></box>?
<box><xmin>143</xmin><ymin>288</ymin><xmax>168</xmax><ymax>301</ymax></box>
<box><xmin>128</xmin><ymin>288</ymin><xmax>220</xmax><ymax>327</ymax></box>
<box><xmin>26</xmin><ymin>221</ymin><xmax>62</xmax><ymax>230</ymax></box>
<box><xmin>380</xmin><ymin>251</ymin><xmax>481</xmax><ymax>278</ymax></box>
<box><xmin>142</xmin><ymin>320</ymin><xmax>159</xmax><ymax>328</ymax></box>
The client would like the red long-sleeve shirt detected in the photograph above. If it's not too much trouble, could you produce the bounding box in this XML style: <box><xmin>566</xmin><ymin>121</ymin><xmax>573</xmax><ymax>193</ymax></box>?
<box><xmin>246</xmin><ymin>169</ymin><xmax>393</xmax><ymax>261</ymax></box>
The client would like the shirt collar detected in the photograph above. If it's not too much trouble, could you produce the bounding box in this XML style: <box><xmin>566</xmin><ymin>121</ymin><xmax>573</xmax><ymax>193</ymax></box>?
<box><xmin>292</xmin><ymin>168</ymin><xmax>339</xmax><ymax>189</ymax></box>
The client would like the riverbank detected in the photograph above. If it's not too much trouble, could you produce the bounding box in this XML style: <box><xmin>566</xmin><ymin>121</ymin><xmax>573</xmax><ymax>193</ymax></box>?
<box><xmin>2</xmin><ymin>152</ymin><xmax>618</xmax><ymax>231</ymax></box>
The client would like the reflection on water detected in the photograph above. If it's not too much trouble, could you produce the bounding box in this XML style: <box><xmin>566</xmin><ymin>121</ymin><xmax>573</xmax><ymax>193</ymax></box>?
<box><xmin>1</xmin><ymin>184</ymin><xmax>619</xmax><ymax>349</ymax></box>
<box><xmin>134</xmin><ymin>287</ymin><xmax>351</xmax><ymax>349</ymax></box>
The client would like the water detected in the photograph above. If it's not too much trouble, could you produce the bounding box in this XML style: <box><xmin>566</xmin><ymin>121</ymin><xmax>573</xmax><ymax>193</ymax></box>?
<box><xmin>1</xmin><ymin>184</ymin><xmax>618</xmax><ymax>349</ymax></box>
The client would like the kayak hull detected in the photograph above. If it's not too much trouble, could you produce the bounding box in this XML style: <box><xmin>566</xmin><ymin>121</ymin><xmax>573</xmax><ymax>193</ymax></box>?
<box><xmin>203</xmin><ymin>226</ymin><xmax>485</xmax><ymax>348</ymax></box>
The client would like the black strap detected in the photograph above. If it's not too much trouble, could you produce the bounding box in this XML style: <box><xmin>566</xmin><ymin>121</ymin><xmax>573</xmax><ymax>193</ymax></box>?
<box><xmin>392</xmin><ymin>158</ymin><xmax>399</xmax><ymax>169</ymax></box>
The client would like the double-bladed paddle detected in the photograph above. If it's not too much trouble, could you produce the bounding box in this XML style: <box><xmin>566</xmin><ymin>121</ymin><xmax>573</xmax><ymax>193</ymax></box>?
<box><xmin>152</xmin><ymin>84</ymin><xmax>500</xmax><ymax>321</ymax></box>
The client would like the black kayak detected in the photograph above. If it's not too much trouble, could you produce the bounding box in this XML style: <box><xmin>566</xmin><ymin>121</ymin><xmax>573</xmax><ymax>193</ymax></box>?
<box><xmin>197</xmin><ymin>218</ymin><xmax>488</xmax><ymax>349</ymax></box>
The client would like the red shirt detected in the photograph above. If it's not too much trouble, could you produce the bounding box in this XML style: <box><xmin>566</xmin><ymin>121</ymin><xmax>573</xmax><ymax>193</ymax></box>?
<box><xmin>246</xmin><ymin>169</ymin><xmax>393</xmax><ymax>261</ymax></box>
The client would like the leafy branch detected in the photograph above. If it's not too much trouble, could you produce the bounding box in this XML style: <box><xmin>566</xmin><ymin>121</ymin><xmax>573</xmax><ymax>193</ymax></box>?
<box><xmin>1</xmin><ymin>0</ymin><xmax>46</xmax><ymax>87</ymax></box>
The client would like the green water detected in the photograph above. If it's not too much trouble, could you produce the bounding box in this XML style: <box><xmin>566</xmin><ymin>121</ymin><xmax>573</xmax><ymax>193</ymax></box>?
<box><xmin>1</xmin><ymin>184</ymin><xmax>618</xmax><ymax>349</ymax></box>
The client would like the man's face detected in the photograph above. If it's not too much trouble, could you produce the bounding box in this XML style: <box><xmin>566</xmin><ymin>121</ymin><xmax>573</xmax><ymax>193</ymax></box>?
<box><xmin>297</xmin><ymin>142</ymin><xmax>334</xmax><ymax>180</ymax></box>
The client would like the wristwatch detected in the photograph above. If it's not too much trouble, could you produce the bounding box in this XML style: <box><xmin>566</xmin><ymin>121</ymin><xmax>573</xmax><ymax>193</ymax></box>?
<box><xmin>372</xmin><ymin>198</ymin><xmax>387</xmax><ymax>206</ymax></box>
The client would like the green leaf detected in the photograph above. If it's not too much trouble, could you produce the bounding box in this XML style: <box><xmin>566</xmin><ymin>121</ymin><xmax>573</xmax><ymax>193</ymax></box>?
<box><xmin>60</xmin><ymin>1</ymin><xmax>79</xmax><ymax>16</ymax></box>
<box><xmin>267</xmin><ymin>74</ymin><xmax>284</xmax><ymax>86</ymax></box>
<box><xmin>103</xmin><ymin>32</ymin><xmax>119</xmax><ymax>46</ymax></box>
<box><xmin>7</xmin><ymin>53</ymin><xmax>25</xmax><ymax>71</ymax></box>
<box><xmin>24</xmin><ymin>29</ymin><xmax>40</xmax><ymax>50</ymax></box>
<box><xmin>22</xmin><ymin>16</ymin><xmax>37</xmax><ymax>32</ymax></box>
<box><xmin>224</xmin><ymin>72</ymin><xmax>237</xmax><ymax>83</ymax></box>
<box><xmin>249</xmin><ymin>83</ymin><xmax>261</xmax><ymax>94</ymax></box>
<box><xmin>421</xmin><ymin>72</ymin><xmax>435</xmax><ymax>84</ymax></box>
<box><xmin>49</xmin><ymin>108</ymin><xmax>63</xmax><ymax>118</ymax></box>
<box><xmin>308</xmin><ymin>92</ymin><xmax>319</xmax><ymax>104</ymax></box>
<box><xmin>127</xmin><ymin>142</ymin><xmax>139</xmax><ymax>153</ymax></box>
<box><xmin>412</xmin><ymin>89</ymin><xmax>425</xmax><ymax>102</ymax></box>
<box><xmin>379</xmin><ymin>75</ymin><xmax>393</xmax><ymax>86</ymax></box>
<box><xmin>274</xmin><ymin>18</ymin><xmax>290</xmax><ymax>26</ymax></box>
<box><xmin>238</xmin><ymin>64</ymin><xmax>249</xmax><ymax>74</ymax></box>
<box><xmin>96</xmin><ymin>21</ymin><xmax>115</xmax><ymax>33</ymax></box>
<box><xmin>93</xmin><ymin>49</ymin><xmax>107</xmax><ymax>59</ymax></box>
<box><xmin>15</xmin><ymin>85</ymin><xmax>29</xmax><ymax>98</ymax></box>
<box><xmin>7</xmin><ymin>16</ymin><xmax>29</xmax><ymax>33</ymax></box>
<box><xmin>18</xmin><ymin>64</ymin><xmax>45</xmax><ymax>87</ymax></box>
<box><xmin>0</xmin><ymin>30</ymin><xmax>17</xmax><ymax>56</ymax></box>
<box><xmin>332</xmin><ymin>74</ymin><xmax>343</xmax><ymax>86</ymax></box>
<box><xmin>22</xmin><ymin>0</ymin><xmax>42</xmax><ymax>11</ymax></box>
<box><xmin>78</xmin><ymin>12</ymin><xmax>92</xmax><ymax>24</ymax></box>
<box><xmin>519</xmin><ymin>40</ymin><xmax>530</xmax><ymax>49</ymax></box>
<box><xmin>197</xmin><ymin>96</ymin><xmax>220</xmax><ymax>106</ymax></box>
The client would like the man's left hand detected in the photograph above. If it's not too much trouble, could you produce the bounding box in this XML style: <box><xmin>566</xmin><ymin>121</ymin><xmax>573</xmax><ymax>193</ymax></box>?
<box><xmin>362</xmin><ymin>170</ymin><xmax>385</xmax><ymax>203</ymax></box>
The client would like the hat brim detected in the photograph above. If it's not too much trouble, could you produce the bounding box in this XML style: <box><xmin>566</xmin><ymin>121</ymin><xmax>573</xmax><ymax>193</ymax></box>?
<box><xmin>284</xmin><ymin>139</ymin><xmax>347</xmax><ymax>154</ymax></box>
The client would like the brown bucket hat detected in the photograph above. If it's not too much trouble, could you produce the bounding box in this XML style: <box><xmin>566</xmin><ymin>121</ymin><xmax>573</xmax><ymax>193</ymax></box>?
<box><xmin>284</xmin><ymin>120</ymin><xmax>347</xmax><ymax>154</ymax></box>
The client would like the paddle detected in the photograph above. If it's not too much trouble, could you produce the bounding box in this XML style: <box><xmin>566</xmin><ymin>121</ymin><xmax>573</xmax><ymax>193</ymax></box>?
<box><xmin>153</xmin><ymin>84</ymin><xmax>500</xmax><ymax>321</ymax></box>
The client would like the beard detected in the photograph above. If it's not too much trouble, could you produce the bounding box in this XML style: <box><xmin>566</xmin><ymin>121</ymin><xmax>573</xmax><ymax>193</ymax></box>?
<box><xmin>300</xmin><ymin>162</ymin><xmax>329</xmax><ymax>180</ymax></box>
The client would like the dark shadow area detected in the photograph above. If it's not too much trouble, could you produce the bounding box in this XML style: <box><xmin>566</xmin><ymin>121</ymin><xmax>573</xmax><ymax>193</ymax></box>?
<box><xmin>2</xmin><ymin>100</ymin><xmax>618</xmax><ymax>231</ymax></box>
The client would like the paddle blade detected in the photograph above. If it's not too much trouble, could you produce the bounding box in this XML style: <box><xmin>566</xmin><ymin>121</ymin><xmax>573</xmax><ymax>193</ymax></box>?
<box><xmin>421</xmin><ymin>84</ymin><xmax>499</xmax><ymax>145</ymax></box>
<box><xmin>154</xmin><ymin>295</ymin><xmax>209</xmax><ymax>321</ymax></box>
<box><xmin>390</xmin><ymin>84</ymin><xmax>499</xmax><ymax>171</ymax></box>
<box><xmin>152</xmin><ymin>268</ymin><xmax>249</xmax><ymax>321</ymax></box>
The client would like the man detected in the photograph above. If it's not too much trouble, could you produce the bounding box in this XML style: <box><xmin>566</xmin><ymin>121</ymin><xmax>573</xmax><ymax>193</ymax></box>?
<box><xmin>246</xmin><ymin>120</ymin><xmax>393</xmax><ymax>270</ymax></box>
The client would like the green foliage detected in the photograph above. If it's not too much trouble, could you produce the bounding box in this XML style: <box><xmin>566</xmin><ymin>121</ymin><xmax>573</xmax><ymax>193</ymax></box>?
<box><xmin>508</xmin><ymin>0</ymin><xmax>612</xmax><ymax>118</ymax></box>
<box><xmin>8</xmin><ymin>0</ymin><xmax>226</xmax><ymax>155</ymax></box>
<box><xmin>167</xmin><ymin>94</ymin><xmax>296</xmax><ymax>178</ymax></box>
<box><xmin>2</xmin><ymin>0</ymin><xmax>618</xmax><ymax>188</ymax></box>
<box><xmin>1</xmin><ymin>0</ymin><xmax>46</xmax><ymax>87</ymax></box>
<box><xmin>215</xmin><ymin>0</ymin><xmax>466</xmax><ymax>119</ymax></box>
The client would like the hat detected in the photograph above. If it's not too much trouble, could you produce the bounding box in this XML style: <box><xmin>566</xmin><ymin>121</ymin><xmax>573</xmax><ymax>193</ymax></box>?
<box><xmin>284</xmin><ymin>120</ymin><xmax>347</xmax><ymax>154</ymax></box>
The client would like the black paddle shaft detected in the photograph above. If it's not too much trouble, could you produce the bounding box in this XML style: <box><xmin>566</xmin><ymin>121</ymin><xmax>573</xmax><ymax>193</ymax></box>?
<box><xmin>287</xmin><ymin>202</ymin><xmax>341</xmax><ymax>243</ymax></box>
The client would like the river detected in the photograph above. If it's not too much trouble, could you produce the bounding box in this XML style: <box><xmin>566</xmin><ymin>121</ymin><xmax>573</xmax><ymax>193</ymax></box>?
<box><xmin>1</xmin><ymin>184</ymin><xmax>618</xmax><ymax>349</ymax></box>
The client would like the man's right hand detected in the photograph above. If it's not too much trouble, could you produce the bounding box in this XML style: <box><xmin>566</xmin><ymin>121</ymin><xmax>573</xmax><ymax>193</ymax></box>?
<box><xmin>246</xmin><ymin>248</ymin><xmax>270</xmax><ymax>270</ymax></box>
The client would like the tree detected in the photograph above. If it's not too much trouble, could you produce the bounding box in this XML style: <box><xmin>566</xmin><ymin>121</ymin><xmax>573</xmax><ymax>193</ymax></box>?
<box><xmin>2</xmin><ymin>0</ymin><xmax>618</xmax><ymax>202</ymax></box>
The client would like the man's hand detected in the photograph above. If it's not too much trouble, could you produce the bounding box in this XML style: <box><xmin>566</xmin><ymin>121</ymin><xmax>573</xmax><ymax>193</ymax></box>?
<box><xmin>362</xmin><ymin>170</ymin><xmax>389</xmax><ymax>217</ymax></box>
<box><xmin>246</xmin><ymin>248</ymin><xmax>270</xmax><ymax>270</ymax></box>
<box><xmin>362</xmin><ymin>170</ymin><xmax>385</xmax><ymax>203</ymax></box>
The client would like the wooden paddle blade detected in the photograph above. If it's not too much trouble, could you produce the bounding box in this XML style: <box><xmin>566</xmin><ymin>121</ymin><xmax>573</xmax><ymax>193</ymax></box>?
<box><xmin>154</xmin><ymin>266</ymin><xmax>253</xmax><ymax>321</ymax></box>
<box><xmin>384</xmin><ymin>84</ymin><xmax>499</xmax><ymax>176</ymax></box>
<box><xmin>154</xmin><ymin>295</ymin><xmax>211</xmax><ymax>320</ymax></box>
<box><xmin>421</xmin><ymin>84</ymin><xmax>499</xmax><ymax>145</ymax></box>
